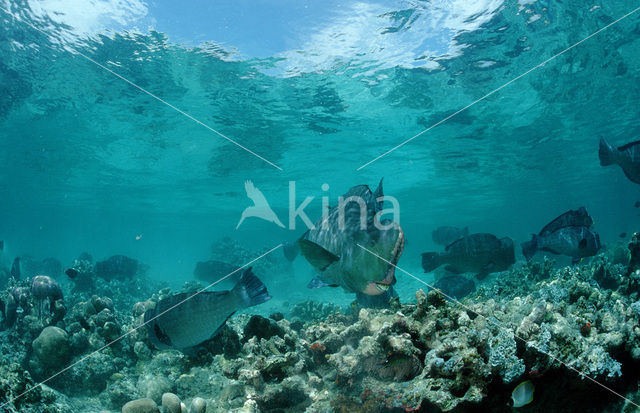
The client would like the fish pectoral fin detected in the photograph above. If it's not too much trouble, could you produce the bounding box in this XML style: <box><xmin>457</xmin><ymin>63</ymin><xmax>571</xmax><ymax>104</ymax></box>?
<box><xmin>578</xmin><ymin>238</ymin><xmax>587</xmax><ymax>249</ymax></box>
<box><xmin>299</xmin><ymin>239</ymin><xmax>340</xmax><ymax>271</ymax></box>
<box><xmin>307</xmin><ymin>276</ymin><xmax>338</xmax><ymax>289</ymax></box>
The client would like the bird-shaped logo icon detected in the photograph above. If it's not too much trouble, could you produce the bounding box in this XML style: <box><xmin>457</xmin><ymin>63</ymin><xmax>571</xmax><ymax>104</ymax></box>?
<box><xmin>236</xmin><ymin>181</ymin><xmax>285</xmax><ymax>229</ymax></box>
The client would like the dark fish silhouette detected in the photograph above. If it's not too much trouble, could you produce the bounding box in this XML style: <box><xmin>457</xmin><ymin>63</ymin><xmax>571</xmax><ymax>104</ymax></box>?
<box><xmin>288</xmin><ymin>179</ymin><xmax>404</xmax><ymax>297</ymax></box>
<box><xmin>620</xmin><ymin>232</ymin><xmax>628</xmax><ymax>239</ymax></box>
<box><xmin>600</xmin><ymin>138</ymin><xmax>640</xmax><ymax>184</ymax></box>
<box><xmin>0</xmin><ymin>241</ymin><xmax>3</xmax><ymax>251</ymax></box>
<box><xmin>0</xmin><ymin>293</ymin><xmax>17</xmax><ymax>328</ymax></box>
<box><xmin>433</xmin><ymin>275</ymin><xmax>476</xmax><ymax>299</ymax></box>
<box><xmin>432</xmin><ymin>226</ymin><xmax>469</xmax><ymax>246</ymax></box>
<box><xmin>422</xmin><ymin>233</ymin><xmax>515</xmax><ymax>279</ymax></box>
<box><xmin>10</xmin><ymin>257</ymin><xmax>20</xmax><ymax>279</ymax></box>
<box><xmin>95</xmin><ymin>255</ymin><xmax>139</xmax><ymax>280</ymax></box>
<box><xmin>635</xmin><ymin>201</ymin><xmax>640</xmax><ymax>208</ymax></box>
<box><xmin>144</xmin><ymin>268</ymin><xmax>270</xmax><ymax>350</ymax></box>
<box><xmin>65</xmin><ymin>268</ymin><xmax>79</xmax><ymax>279</ymax></box>
<box><xmin>522</xmin><ymin>207</ymin><xmax>601</xmax><ymax>260</ymax></box>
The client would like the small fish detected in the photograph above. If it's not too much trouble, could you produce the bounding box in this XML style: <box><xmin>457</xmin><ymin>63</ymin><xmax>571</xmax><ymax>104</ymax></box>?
<box><xmin>432</xmin><ymin>275</ymin><xmax>476</xmax><ymax>299</ymax></box>
<box><xmin>422</xmin><ymin>233</ymin><xmax>515</xmax><ymax>279</ymax></box>
<box><xmin>599</xmin><ymin>138</ymin><xmax>640</xmax><ymax>184</ymax></box>
<box><xmin>432</xmin><ymin>226</ymin><xmax>469</xmax><ymax>246</ymax></box>
<box><xmin>511</xmin><ymin>380</ymin><xmax>534</xmax><ymax>408</ymax></box>
<box><xmin>620</xmin><ymin>232</ymin><xmax>628</xmax><ymax>239</ymax></box>
<box><xmin>144</xmin><ymin>267</ymin><xmax>271</xmax><ymax>350</ymax></box>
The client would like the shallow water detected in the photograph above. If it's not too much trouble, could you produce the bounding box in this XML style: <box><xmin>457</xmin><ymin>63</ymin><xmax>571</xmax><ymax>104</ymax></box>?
<box><xmin>1</xmin><ymin>0</ymin><xmax>640</xmax><ymax>412</ymax></box>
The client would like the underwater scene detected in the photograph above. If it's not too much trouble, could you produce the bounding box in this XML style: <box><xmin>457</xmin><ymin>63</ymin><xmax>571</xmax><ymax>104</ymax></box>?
<box><xmin>2</xmin><ymin>0</ymin><xmax>640</xmax><ymax>411</ymax></box>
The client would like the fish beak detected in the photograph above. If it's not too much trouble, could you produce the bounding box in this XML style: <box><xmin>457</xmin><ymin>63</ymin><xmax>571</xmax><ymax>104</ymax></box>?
<box><xmin>375</xmin><ymin>282</ymin><xmax>390</xmax><ymax>293</ymax></box>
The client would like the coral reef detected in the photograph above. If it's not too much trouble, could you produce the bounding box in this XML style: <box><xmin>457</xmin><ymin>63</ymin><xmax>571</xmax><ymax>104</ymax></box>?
<box><xmin>4</xmin><ymin>245</ymin><xmax>640</xmax><ymax>412</ymax></box>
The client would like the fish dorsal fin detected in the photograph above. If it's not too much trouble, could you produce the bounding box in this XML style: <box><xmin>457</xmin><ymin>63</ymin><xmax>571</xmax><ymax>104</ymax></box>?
<box><xmin>298</xmin><ymin>239</ymin><xmax>340</xmax><ymax>271</ymax></box>
<box><xmin>342</xmin><ymin>180</ymin><xmax>384</xmax><ymax>212</ymax></box>
<box><xmin>618</xmin><ymin>140</ymin><xmax>640</xmax><ymax>151</ymax></box>
<box><xmin>539</xmin><ymin>207</ymin><xmax>593</xmax><ymax>236</ymax></box>
<box><xmin>342</xmin><ymin>185</ymin><xmax>372</xmax><ymax>200</ymax></box>
<box><xmin>444</xmin><ymin>237</ymin><xmax>463</xmax><ymax>251</ymax></box>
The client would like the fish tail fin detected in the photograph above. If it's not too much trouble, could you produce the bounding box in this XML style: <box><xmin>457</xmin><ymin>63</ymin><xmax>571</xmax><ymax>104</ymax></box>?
<box><xmin>232</xmin><ymin>267</ymin><xmax>272</xmax><ymax>308</ymax></box>
<box><xmin>521</xmin><ymin>235</ymin><xmax>538</xmax><ymax>261</ymax></box>
<box><xmin>283</xmin><ymin>241</ymin><xmax>300</xmax><ymax>261</ymax></box>
<box><xmin>599</xmin><ymin>137</ymin><xmax>616</xmax><ymax>166</ymax></box>
<box><xmin>421</xmin><ymin>252</ymin><xmax>441</xmax><ymax>272</ymax></box>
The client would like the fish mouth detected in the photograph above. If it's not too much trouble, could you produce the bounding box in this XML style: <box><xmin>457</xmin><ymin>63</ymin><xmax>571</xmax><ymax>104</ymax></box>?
<box><xmin>375</xmin><ymin>282</ymin><xmax>391</xmax><ymax>293</ymax></box>
<box><xmin>362</xmin><ymin>225</ymin><xmax>405</xmax><ymax>296</ymax></box>
<box><xmin>384</xmin><ymin>225</ymin><xmax>404</xmax><ymax>279</ymax></box>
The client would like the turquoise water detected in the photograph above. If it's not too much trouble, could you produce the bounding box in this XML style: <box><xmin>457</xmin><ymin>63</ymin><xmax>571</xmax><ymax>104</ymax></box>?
<box><xmin>2</xmin><ymin>0</ymin><xmax>639</xmax><ymax>300</ymax></box>
<box><xmin>1</xmin><ymin>0</ymin><xmax>640</xmax><ymax>409</ymax></box>
<box><xmin>1</xmin><ymin>2</ymin><xmax>639</xmax><ymax>302</ymax></box>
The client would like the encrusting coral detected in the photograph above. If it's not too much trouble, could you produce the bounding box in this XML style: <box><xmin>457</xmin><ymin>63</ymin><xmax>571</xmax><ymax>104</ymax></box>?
<box><xmin>5</xmin><ymin>244</ymin><xmax>640</xmax><ymax>412</ymax></box>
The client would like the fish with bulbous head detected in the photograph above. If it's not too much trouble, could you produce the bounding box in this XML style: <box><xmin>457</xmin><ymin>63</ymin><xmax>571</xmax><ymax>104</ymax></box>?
<box><xmin>286</xmin><ymin>179</ymin><xmax>405</xmax><ymax>297</ymax></box>
<box><xmin>521</xmin><ymin>207</ymin><xmax>601</xmax><ymax>261</ymax></box>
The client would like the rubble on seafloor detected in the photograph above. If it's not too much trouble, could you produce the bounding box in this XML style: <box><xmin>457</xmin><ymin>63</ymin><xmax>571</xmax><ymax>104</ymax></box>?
<box><xmin>4</xmin><ymin>239</ymin><xmax>640</xmax><ymax>411</ymax></box>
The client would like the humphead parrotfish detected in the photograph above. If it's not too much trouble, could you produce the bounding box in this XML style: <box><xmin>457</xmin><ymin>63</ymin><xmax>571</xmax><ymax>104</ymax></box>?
<box><xmin>599</xmin><ymin>138</ymin><xmax>640</xmax><ymax>184</ymax></box>
<box><xmin>521</xmin><ymin>207</ymin><xmax>601</xmax><ymax>261</ymax></box>
<box><xmin>144</xmin><ymin>267</ymin><xmax>270</xmax><ymax>350</ymax></box>
<box><xmin>286</xmin><ymin>179</ymin><xmax>405</xmax><ymax>297</ymax></box>
<box><xmin>422</xmin><ymin>233</ymin><xmax>515</xmax><ymax>279</ymax></box>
